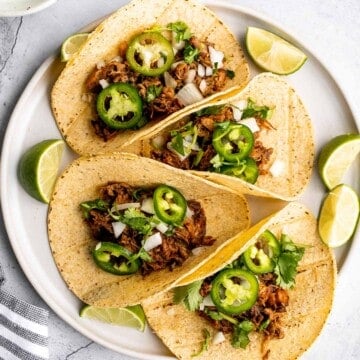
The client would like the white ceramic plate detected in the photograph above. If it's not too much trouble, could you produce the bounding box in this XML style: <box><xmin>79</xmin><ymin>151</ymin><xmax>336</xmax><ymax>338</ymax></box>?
<box><xmin>0</xmin><ymin>0</ymin><xmax>57</xmax><ymax>16</ymax></box>
<box><xmin>1</xmin><ymin>1</ymin><xmax>359</xmax><ymax>359</ymax></box>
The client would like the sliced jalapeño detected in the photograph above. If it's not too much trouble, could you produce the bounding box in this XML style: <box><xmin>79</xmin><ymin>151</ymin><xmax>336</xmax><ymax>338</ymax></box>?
<box><xmin>243</xmin><ymin>230</ymin><xmax>280</xmax><ymax>274</ymax></box>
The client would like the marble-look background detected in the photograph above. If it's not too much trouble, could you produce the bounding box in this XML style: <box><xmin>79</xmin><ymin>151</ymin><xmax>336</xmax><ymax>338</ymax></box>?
<box><xmin>1</xmin><ymin>0</ymin><xmax>359</xmax><ymax>359</ymax></box>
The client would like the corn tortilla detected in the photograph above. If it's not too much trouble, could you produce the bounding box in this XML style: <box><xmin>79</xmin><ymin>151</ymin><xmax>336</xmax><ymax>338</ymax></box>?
<box><xmin>51</xmin><ymin>0</ymin><xmax>249</xmax><ymax>156</ymax></box>
<box><xmin>142</xmin><ymin>202</ymin><xmax>336</xmax><ymax>360</ymax></box>
<box><xmin>129</xmin><ymin>73</ymin><xmax>314</xmax><ymax>201</ymax></box>
<box><xmin>47</xmin><ymin>153</ymin><xmax>250</xmax><ymax>307</ymax></box>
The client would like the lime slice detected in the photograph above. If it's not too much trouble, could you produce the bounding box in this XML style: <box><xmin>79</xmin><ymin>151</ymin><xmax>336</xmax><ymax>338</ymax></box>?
<box><xmin>18</xmin><ymin>139</ymin><xmax>65</xmax><ymax>204</ymax></box>
<box><xmin>318</xmin><ymin>134</ymin><xmax>360</xmax><ymax>190</ymax></box>
<box><xmin>61</xmin><ymin>32</ymin><xmax>89</xmax><ymax>62</ymax></box>
<box><xmin>79</xmin><ymin>304</ymin><xmax>146</xmax><ymax>332</ymax></box>
<box><xmin>318</xmin><ymin>184</ymin><xmax>360</xmax><ymax>248</ymax></box>
<box><xmin>245</xmin><ymin>27</ymin><xmax>307</xmax><ymax>75</ymax></box>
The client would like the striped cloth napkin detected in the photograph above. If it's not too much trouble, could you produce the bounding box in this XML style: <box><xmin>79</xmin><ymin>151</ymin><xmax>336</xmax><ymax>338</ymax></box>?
<box><xmin>0</xmin><ymin>264</ymin><xmax>49</xmax><ymax>360</ymax></box>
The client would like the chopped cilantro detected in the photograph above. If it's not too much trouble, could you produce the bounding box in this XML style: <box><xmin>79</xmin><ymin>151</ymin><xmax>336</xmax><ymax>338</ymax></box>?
<box><xmin>241</xmin><ymin>98</ymin><xmax>273</xmax><ymax>120</ymax></box>
<box><xmin>80</xmin><ymin>199</ymin><xmax>109</xmax><ymax>219</ymax></box>
<box><xmin>204</xmin><ymin>309</ymin><xmax>238</xmax><ymax>325</ymax></box>
<box><xmin>226</xmin><ymin>69</ymin><xmax>235</xmax><ymax>79</ymax></box>
<box><xmin>167</xmin><ymin>21</ymin><xmax>192</xmax><ymax>42</ymax></box>
<box><xmin>129</xmin><ymin>246</ymin><xmax>153</xmax><ymax>263</ymax></box>
<box><xmin>259</xmin><ymin>318</ymin><xmax>271</xmax><ymax>331</ymax></box>
<box><xmin>273</xmin><ymin>234</ymin><xmax>305</xmax><ymax>289</ymax></box>
<box><xmin>170</xmin><ymin>132</ymin><xmax>185</xmax><ymax>156</ymax></box>
<box><xmin>231</xmin><ymin>320</ymin><xmax>254</xmax><ymax>349</ymax></box>
<box><xmin>195</xmin><ymin>105</ymin><xmax>225</xmax><ymax>117</ymax></box>
<box><xmin>191</xmin><ymin>328</ymin><xmax>211</xmax><ymax>357</ymax></box>
<box><xmin>121</xmin><ymin>208</ymin><xmax>155</xmax><ymax>236</ymax></box>
<box><xmin>184</xmin><ymin>43</ymin><xmax>200</xmax><ymax>64</ymax></box>
<box><xmin>173</xmin><ymin>280</ymin><xmax>204</xmax><ymax>311</ymax></box>
<box><xmin>145</xmin><ymin>85</ymin><xmax>163</xmax><ymax>103</ymax></box>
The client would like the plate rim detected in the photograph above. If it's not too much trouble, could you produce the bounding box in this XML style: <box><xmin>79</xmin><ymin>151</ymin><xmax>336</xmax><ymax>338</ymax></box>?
<box><xmin>1</xmin><ymin>1</ymin><xmax>358</xmax><ymax>358</ymax></box>
<box><xmin>0</xmin><ymin>0</ymin><xmax>57</xmax><ymax>17</ymax></box>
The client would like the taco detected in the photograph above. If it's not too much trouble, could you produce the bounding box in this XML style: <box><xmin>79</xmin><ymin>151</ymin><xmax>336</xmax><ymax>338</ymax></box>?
<box><xmin>142</xmin><ymin>202</ymin><xmax>336</xmax><ymax>360</ymax></box>
<box><xmin>126</xmin><ymin>73</ymin><xmax>314</xmax><ymax>201</ymax></box>
<box><xmin>51</xmin><ymin>0</ymin><xmax>249</xmax><ymax>156</ymax></box>
<box><xmin>47</xmin><ymin>153</ymin><xmax>250</xmax><ymax>307</ymax></box>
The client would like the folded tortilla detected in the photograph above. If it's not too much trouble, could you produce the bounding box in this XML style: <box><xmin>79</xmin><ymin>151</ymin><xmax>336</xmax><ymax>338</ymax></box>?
<box><xmin>51</xmin><ymin>0</ymin><xmax>249</xmax><ymax>156</ymax></box>
<box><xmin>142</xmin><ymin>202</ymin><xmax>336</xmax><ymax>360</ymax></box>
<box><xmin>47</xmin><ymin>153</ymin><xmax>250</xmax><ymax>307</ymax></box>
<box><xmin>127</xmin><ymin>73</ymin><xmax>314</xmax><ymax>201</ymax></box>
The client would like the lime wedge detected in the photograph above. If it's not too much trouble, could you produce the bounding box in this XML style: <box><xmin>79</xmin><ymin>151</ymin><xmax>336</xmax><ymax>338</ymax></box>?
<box><xmin>18</xmin><ymin>139</ymin><xmax>65</xmax><ymax>204</ymax></box>
<box><xmin>245</xmin><ymin>27</ymin><xmax>307</xmax><ymax>75</ymax></box>
<box><xmin>79</xmin><ymin>304</ymin><xmax>146</xmax><ymax>332</ymax></box>
<box><xmin>318</xmin><ymin>134</ymin><xmax>360</xmax><ymax>190</ymax></box>
<box><xmin>61</xmin><ymin>32</ymin><xmax>89</xmax><ymax>62</ymax></box>
<box><xmin>318</xmin><ymin>184</ymin><xmax>360</xmax><ymax>248</ymax></box>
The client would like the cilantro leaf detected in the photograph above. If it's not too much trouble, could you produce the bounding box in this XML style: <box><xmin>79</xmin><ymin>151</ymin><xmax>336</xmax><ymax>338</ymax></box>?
<box><xmin>184</xmin><ymin>44</ymin><xmax>200</xmax><ymax>64</ymax></box>
<box><xmin>170</xmin><ymin>132</ymin><xmax>185</xmax><ymax>156</ymax></box>
<box><xmin>167</xmin><ymin>21</ymin><xmax>192</xmax><ymax>42</ymax></box>
<box><xmin>226</xmin><ymin>69</ymin><xmax>235</xmax><ymax>79</ymax></box>
<box><xmin>231</xmin><ymin>320</ymin><xmax>254</xmax><ymax>349</ymax></box>
<box><xmin>204</xmin><ymin>309</ymin><xmax>238</xmax><ymax>325</ymax></box>
<box><xmin>241</xmin><ymin>98</ymin><xmax>273</xmax><ymax>120</ymax></box>
<box><xmin>121</xmin><ymin>208</ymin><xmax>154</xmax><ymax>236</ymax></box>
<box><xmin>80</xmin><ymin>199</ymin><xmax>109</xmax><ymax>219</ymax></box>
<box><xmin>129</xmin><ymin>246</ymin><xmax>153</xmax><ymax>263</ymax></box>
<box><xmin>195</xmin><ymin>105</ymin><xmax>225</xmax><ymax>117</ymax></box>
<box><xmin>191</xmin><ymin>328</ymin><xmax>211</xmax><ymax>358</ymax></box>
<box><xmin>173</xmin><ymin>280</ymin><xmax>203</xmax><ymax>311</ymax></box>
<box><xmin>145</xmin><ymin>85</ymin><xmax>163</xmax><ymax>103</ymax></box>
<box><xmin>274</xmin><ymin>234</ymin><xmax>305</xmax><ymax>289</ymax></box>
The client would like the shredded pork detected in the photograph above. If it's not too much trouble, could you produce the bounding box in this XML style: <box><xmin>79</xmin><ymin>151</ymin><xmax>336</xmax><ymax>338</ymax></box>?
<box><xmin>84</xmin><ymin>183</ymin><xmax>215</xmax><ymax>276</ymax></box>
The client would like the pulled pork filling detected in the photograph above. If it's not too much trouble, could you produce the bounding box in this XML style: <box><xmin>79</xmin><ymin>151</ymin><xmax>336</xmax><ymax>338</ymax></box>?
<box><xmin>83</xmin><ymin>182</ymin><xmax>216</xmax><ymax>275</ymax></box>
<box><xmin>151</xmin><ymin>104</ymin><xmax>274</xmax><ymax>177</ymax></box>
<box><xmin>85</xmin><ymin>23</ymin><xmax>234</xmax><ymax>141</ymax></box>
<box><xmin>198</xmin><ymin>272</ymin><xmax>289</xmax><ymax>341</ymax></box>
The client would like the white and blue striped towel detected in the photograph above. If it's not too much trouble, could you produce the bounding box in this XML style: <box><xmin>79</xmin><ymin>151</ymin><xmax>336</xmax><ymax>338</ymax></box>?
<box><xmin>0</xmin><ymin>265</ymin><xmax>49</xmax><ymax>360</ymax></box>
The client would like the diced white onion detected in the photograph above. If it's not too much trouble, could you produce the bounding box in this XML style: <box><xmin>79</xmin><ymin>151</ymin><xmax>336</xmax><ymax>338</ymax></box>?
<box><xmin>141</xmin><ymin>198</ymin><xmax>155</xmax><ymax>214</ymax></box>
<box><xmin>157</xmin><ymin>57</ymin><xmax>165</xmax><ymax>68</ymax></box>
<box><xmin>172</xmin><ymin>32</ymin><xmax>186</xmax><ymax>50</ymax></box>
<box><xmin>208</xmin><ymin>46</ymin><xmax>224</xmax><ymax>69</ymax></box>
<box><xmin>99</xmin><ymin>79</ymin><xmax>110</xmax><ymax>89</ymax></box>
<box><xmin>212</xmin><ymin>332</ymin><xmax>226</xmax><ymax>345</ymax></box>
<box><xmin>232</xmin><ymin>106</ymin><xmax>242</xmax><ymax>121</ymax></box>
<box><xmin>199</xmin><ymin>79</ymin><xmax>207</xmax><ymax>94</ymax></box>
<box><xmin>185</xmin><ymin>69</ymin><xmax>197</xmax><ymax>84</ymax></box>
<box><xmin>111</xmin><ymin>55</ymin><xmax>123</xmax><ymax>63</ymax></box>
<box><xmin>96</xmin><ymin>60</ymin><xmax>105</xmax><ymax>69</ymax></box>
<box><xmin>269</xmin><ymin>159</ymin><xmax>286</xmax><ymax>177</ymax></box>
<box><xmin>176</xmin><ymin>83</ymin><xmax>204</xmax><ymax>106</ymax></box>
<box><xmin>199</xmin><ymin>295</ymin><xmax>215</xmax><ymax>310</ymax></box>
<box><xmin>164</xmin><ymin>71</ymin><xmax>177</xmax><ymax>89</ymax></box>
<box><xmin>115</xmin><ymin>202</ymin><xmax>141</xmax><ymax>210</ymax></box>
<box><xmin>186</xmin><ymin>206</ymin><xmax>194</xmax><ymax>218</ymax></box>
<box><xmin>171</xmin><ymin>60</ymin><xmax>185</xmax><ymax>71</ymax></box>
<box><xmin>183</xmin><ymin>139</ymin><xmax>201</xmax><ymax>152</ymax></box>
<box><xmin>151</xmin><ymin>134</ymin><xmax>166</xmax><ymax>150</ymax></box>
<box><xmin>192</xmin><ymin>247</ymin><xmax>204</xmax><ymax>256</ymax></box>
<box><xmin>205</xmin><ymin>66</ymin><xmax>213</xmax><ymax>76</ymax></box>
<box><xmin>197</xmin><ymin>63</ymin><xmax>205</xmax><ymax>77</ymax></box>
<box><xmin>239</xmin><ymin>117</ymin><xmax>260</xmax><ymax>133</ymax></box>
<box><xmin>143</xmin><ymin>232</ymin><xmax>163</xmax><ymax>251</ymax></box>
<box><xmin>112</xmin><ymin>221</ymin><xmax>126</xmax><ymax>238</ymax></box>
<box><xmin>167</xmin><ymin>142</ymin><xmax>189</xmax><ymax>161</ymax></box>
<box><xmin>156</xmin><ymin>221</ymin><xmax>169</xmax><ymax>234</ymax></box>
<box><xmin>232</xmin><ymin>99</ymin><xmax>248</xmax><ymax>110</ymax></box>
